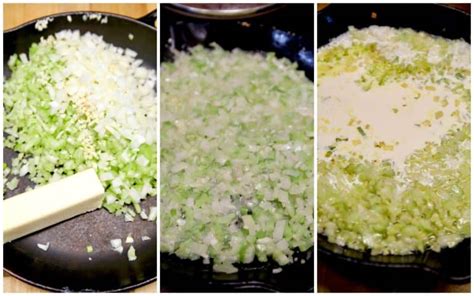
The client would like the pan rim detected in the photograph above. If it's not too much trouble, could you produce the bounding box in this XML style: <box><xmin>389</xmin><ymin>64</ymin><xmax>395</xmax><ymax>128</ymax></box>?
<box><xmin>4</xmin><ymin>9</ymin><xmax>157</xmax><ymax>34</ymax></box>
<box><xmin>3</xmin><ymin>267</ymin><xmax>157</xmax><ymax>292</ymax></box>
<box><xmin>317</xmin><ymin>3</ymin><xmax>471</xmax><ymax>17</ymax></box>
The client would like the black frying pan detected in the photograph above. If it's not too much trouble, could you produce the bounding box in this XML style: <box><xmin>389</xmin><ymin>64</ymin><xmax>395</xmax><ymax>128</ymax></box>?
<box><xmin>318</xmin><ymin>3</ymin><xmax>470</xmax><ymax>291</ymax></box>
<box><xmin>3</xmin><ymin>10</ymin><xmax>157</xmax><ymax>292</ymax></box>
<box><xmin>160</xmin><ymin>4</ymin><xmax>314</xmax><ymax>292</ymax></box>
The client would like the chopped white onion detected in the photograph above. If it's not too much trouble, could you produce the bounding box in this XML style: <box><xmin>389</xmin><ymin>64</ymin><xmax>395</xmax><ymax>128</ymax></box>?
<box><xmin>125</xmin><ymin>234</ymin><xmax>134</xmax><ymax>244</ymax></box>
<box><xmin>37</xmin><ymin>242</ymin><xmax>50</xmax><ymax>251</ymax></box>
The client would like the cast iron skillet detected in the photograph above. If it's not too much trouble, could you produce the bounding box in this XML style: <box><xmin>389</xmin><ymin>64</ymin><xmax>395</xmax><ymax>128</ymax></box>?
<box><xmin>318</xmin><ymin>3</ymin><xmax>470</xmax><ymax>290</ymax></box>
<box><xmin>160</xmin><ymin>4</ymin><xmax>314</xmax><ymax>292</ymax></box>
<box><xmin>3</xmin><ymin>10</ymin><xmax>157</xmax><ymax>292</ymax></box>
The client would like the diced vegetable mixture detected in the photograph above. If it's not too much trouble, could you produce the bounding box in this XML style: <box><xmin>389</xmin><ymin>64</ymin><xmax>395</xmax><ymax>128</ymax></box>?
<box><xmin>161</xmin><ymin>45</ymin><xmax>314</xmax><ymax>271</ymax></box>
<box><xmin>4</xmin><ymin>30</ymin><xmax>157</xmax><ymax>218</ymax></box>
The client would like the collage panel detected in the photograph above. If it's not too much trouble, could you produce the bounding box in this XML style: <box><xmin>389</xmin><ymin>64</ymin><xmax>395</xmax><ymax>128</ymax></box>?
<box><xmin>2</xmin><ymin>1</ymin><xmax>472</xmax><ymax>294</ymax></box>
<box><xmin>3</xmin><ymin>3</ymin><xmax>157</xmax><ymax>293</ymax></box>
<box><xmin>317</xmin><ymin>3</ymin><xmax>470</xmax><ymax>293</ymax></box>
<box><xmin>160</xmin><ymin>3</ymin><xmax>314</xmax><ymax>292</ymax></box>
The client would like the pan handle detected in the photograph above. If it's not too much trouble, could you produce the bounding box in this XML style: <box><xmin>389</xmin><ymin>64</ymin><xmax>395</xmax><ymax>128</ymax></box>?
<box><xmin>137</xmin><ymin>9</ymin><xmax>157</xmax><ymax>28</ymax></box>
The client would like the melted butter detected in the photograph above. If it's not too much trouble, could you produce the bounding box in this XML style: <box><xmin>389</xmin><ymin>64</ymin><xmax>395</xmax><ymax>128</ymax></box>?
<box><xmin>318</xmin><ymin>71</ymin><xmax>468</xmax><ymax>172</ymax></box>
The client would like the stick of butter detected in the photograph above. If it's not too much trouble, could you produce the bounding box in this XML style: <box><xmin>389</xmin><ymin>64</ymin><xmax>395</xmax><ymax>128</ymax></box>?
<box><xmin>4</xmin><ymin>168</ymin><xmax>104</xmax><ymax>243</ymax></box>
